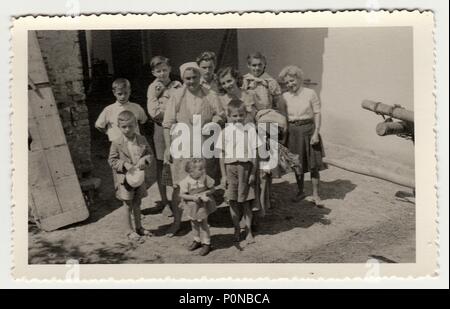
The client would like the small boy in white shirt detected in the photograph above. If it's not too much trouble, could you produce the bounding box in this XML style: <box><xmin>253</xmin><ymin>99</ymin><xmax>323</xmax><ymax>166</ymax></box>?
<box><xmin>95</xmin><ymin>78</ymin><xmax>148</xmax><ymax>141</ymax></box>
<box><xmin>217</xmin><ymin>100</ymin><xmax>262</xmax><ymax>245</ymax></box>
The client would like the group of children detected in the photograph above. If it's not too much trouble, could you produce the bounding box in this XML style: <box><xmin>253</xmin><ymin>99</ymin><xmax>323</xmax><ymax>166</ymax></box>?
<box><xmin>95</xmin><ymin>51</ymin><xmax>326</xmax><ymax>256</ymax></box>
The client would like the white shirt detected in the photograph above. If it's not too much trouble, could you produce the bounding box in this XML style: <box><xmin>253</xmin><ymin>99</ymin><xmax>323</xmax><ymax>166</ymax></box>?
<box><xmin>179</xmin><ymin>174</ymin><xmax>215</xmax><ymax>195</ymax></box>
<box><xmin>216</xmin><ymin>123</ymin><xmax>262</xmax><ymax>163</ymax></box>
<box><xmin>95</xmin><ymin>101</ymin><xmax>148</xmax><ymax>141</ymax></box>
<box><xmin>282</xmin><ymin>87</ymin><xmax>321</xmax><ymax>121</ymax></box>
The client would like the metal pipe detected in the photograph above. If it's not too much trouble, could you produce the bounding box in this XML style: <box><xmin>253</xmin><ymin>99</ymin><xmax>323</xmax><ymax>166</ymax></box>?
<box><xmin>362</xmin><ymin>100</ymin><xmax>414</xmax><ymax>123</ymax></box>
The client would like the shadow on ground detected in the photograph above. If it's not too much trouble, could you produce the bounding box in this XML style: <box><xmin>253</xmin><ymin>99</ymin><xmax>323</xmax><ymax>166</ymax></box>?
<box><xmin>28</xmin><ymin>239</ymin><xmax>139</xmax><ymax>264</ymax></box>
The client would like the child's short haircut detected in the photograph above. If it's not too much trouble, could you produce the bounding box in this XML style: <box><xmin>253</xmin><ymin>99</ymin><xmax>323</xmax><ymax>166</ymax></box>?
<box><xmin>185</xmin><ymin>158</ymin><xmax>206</xmax><ymax>173</ymax></box>
<box><xmin>196</xmin><ymin>51</ymin><xmax>217</xmax><ymax>66</ymax></box>
<box><xmin>112</xmin><ymin>78</ymin><xmax>131</xmax><ymax>91</ymax></box>
<box><xmin>246</xmin><ymin>52</ymin><xmax>267</xmax><ymax>65</ymax></box>
<box><xmin>150</xmin><ymin>56</ymin><xmax>171</xmax><ymax>70</ymax></box>
<box><xmin>227</xmin><ymin>99</ymin><xmax>246</xmax><ymax>116</ymax></box>
<box><xmin>117</xmin><ymin>110</ymin><xmax>136</xmax><ymax>123</ymax></box>
<box><xmin>217</xmin><ymin>66</ymin><xmax>243</xmax><ymax>90</ymax></box>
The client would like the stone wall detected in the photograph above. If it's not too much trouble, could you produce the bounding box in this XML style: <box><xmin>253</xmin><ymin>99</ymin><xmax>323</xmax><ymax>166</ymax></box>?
<box><xmin>36</xmin><ymin>30</ymin><xmax>93</xmax><ymax>177</ymax></box>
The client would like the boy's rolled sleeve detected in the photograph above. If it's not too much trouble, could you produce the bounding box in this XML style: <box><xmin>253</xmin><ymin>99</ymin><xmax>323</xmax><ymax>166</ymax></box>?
<box><xmin>162</xmin><ymin>93</ymin><xmax>177</xmax><ymax>129</ymax></box>
<box><xmin>141</xmin><ymin>136</ymin><xmax>154</xmax><ymax>165</ymax></box>
<box><xmin>147</xmin><ymin>84</ymin><xmax>163</xmax><ymax>121</ymax></box>
<box><xmin>137</xmin><ymin>105</ymin><xmax>148</xmax><ymax>124</ymax></box>
<box><xmin>95</xmin><ymin>108</ymin><xmax>108</xmax><ymax>130</ymax></box>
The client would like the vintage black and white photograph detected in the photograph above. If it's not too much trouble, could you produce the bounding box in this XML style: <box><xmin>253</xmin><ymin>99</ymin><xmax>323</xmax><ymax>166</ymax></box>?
<box><xmin>12</xmin><ymin>12</ymin><xmax>436</xmax><ymax>278</ymax></box>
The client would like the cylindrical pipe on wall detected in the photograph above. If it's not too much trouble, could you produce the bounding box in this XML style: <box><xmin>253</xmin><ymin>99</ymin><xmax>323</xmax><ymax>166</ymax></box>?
<box><xmin>362</xmin><ymin>100</ymin><xmax>414</xmax><ymax>123</ymax></box>
<box><xmin>376</xmin><ymin>121</ymin><xmax>409</xmax><ymax>136</ymax></box>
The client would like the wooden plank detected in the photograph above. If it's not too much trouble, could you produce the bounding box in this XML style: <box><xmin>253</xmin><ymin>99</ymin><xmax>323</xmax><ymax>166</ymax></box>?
<box><xmin>28</xmin><ymin>149</ymin><xmax>62</xmax><ymax>220</ymax></box>
<box><xmin>28</xmin><ymin>116</ymin><xmax>42</xmax><ymax>152</ymax></box>
<box><xmin>29</xmin><ymin>183</ymin><xmax>61</xmax><ymax>219</ymax></box>
<box><xmin>54</xmin><ymin>175</ymin><xmax>89</xmax><ymax>215</ymax></box>
<box><xmin>28</xmin><ymin>31</ymin><xmax>49</xmax><ymax>84</ymax></box>
<box><xmin>28</xmin><ymin>187</ymin><xmax>41</xmax><ymax>228</ymax></box>
<box><xmin>28</xmin><ymin>87</ymin><xmax>59</xmax><ymax>118</ymax></box>
<box><xmin>29</xmin><ymin>150</ymin><xmax>53</xmax><ymax>187</ymax></box>
<box><xmin>33</xmin><ymin>114</ymin><xmax>67</xmax><ymax>149</ymax></box>
<box><xmin>45</xmin><ymin>146</ymin><xmax>77</xmax><ymax>181</ymax></box>
<box><xmin>28</xmin><ymin>112</ymin><xmax>66</xmax><ymax>151</ymax></box>
<box><xmin>39</xmin><ymin>206</ymin><xmax>89</xmax><ymax>232</ymax></box>
<box><xmin>28</xmin><ymin>30</ymin><xmax>89</xmax><ymax>231</ymax></box>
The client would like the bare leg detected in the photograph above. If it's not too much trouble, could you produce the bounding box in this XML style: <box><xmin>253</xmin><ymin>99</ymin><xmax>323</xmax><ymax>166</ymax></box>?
<box><xmin>259</xmin><ymin>173</ymin><xmax>269</xmax><ymax>213</ymax></box>
<box><xmin>123</xmin><ymin>201</ymin><xmax>134</xmax><ymax>233</ymax></box>
<box><xmin>243</xmin><ymin>201</ymin><xmax>255</xmax><ymax>244</ymax></box>
<box><xmin>199</xmin><ymin>218</ymin><xmax>212</xmax><ymax>255</ymax></box>
<box><xmin>267</xmin><ymin>175</ymin><xmax>273</xmax><ymax>208</ymax></box>
<box><xmin>156</xmin><ymin>160</ymin><xmax>169</xmax><ymax>205</ymax></box>
<box><xmin>200</xmin><ymin>219</ymin><xmax>211</xmax><ymax>245</ymax></box>
<box><xmin>131</xmin><ymin>199</ymin><xmax>145</xmax><ymax>232</ymax></box>
<box><xmin>191</xmin><ymin>220</ymin><xmax>201</xmax><ymax>243</ymax></box>
<box><xmin>125</xmin><ymin>200</ymin><xmax>147</xmax><ymax>240</ymax></box>
<box><xmin>229</xmin><ymin>200</ymin><xmax>241</xmax><ymax>242</ymax></box>
<box><xmin>167</xmin><ymin>186</ymin><xmax>182</xmax><ymax>236</ymax></box>
<box><xmin>311</xmin><ymin>169</ymin><xmax>323</xmax><ymax>207</ymax></box>
<box><xmin>292</xmin><ymin>172</ymin><xmax>306</xmax><ymax>202</ymax></box>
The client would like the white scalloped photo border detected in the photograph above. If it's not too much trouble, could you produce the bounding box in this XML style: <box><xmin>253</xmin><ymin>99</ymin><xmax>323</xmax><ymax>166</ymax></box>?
<box><xmin>10</xmin><ymin>10</ymin><xmax>437</xmax><ymax>281</ymax></box>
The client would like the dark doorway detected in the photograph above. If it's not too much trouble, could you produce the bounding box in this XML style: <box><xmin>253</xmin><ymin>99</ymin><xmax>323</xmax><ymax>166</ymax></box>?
<box><xmin>111</xmin><ymin>30</ymin><xmax>145</xmax><ymax>81</ymax></box>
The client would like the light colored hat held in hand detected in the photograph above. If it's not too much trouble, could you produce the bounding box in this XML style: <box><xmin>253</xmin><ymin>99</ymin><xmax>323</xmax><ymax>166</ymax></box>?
<box><xmin>179</xmin><ymin>62</ymin><xmax>200</xmax><ymax>78</ymax></box>
<box><xmin>125</xmin><ymin>166</ymin><xmax>145</xmax><ymax>188</ymax></box>
<box><xmin>255</xmin><ymin>109</ymin><xmax>288</xmax><ymax>132</ymax></box>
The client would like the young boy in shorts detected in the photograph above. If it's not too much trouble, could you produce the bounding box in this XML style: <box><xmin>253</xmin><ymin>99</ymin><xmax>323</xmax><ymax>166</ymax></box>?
<box><xmin>217</xmin><ymin>100</ymin><xmax>262</xmax><ymax>245</ymax></box>
<box><xmin>108</xmin><ymin>110</ymin><xmax>153</xmax><ymax>240</ymax></box>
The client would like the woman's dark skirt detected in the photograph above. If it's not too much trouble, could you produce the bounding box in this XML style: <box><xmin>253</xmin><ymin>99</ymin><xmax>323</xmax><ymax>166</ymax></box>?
<box><xmin>287</xmin><ymin>120</ymin><xmax>327</xmax><ymax>174</ymax></box>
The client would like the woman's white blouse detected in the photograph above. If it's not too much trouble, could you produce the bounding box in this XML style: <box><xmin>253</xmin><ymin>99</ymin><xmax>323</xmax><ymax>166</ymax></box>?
<box><xmin>282</xmin><ymin>87</ymin><xmax>321</xmax><ymax>121</ymax></box>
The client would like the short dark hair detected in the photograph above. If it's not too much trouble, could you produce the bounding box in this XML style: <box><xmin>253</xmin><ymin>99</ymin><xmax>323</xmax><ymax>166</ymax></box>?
<box><xmin>226</xmin><ymin>99</ymin><xmax>246</xmax><ymax>116</ymax></box>
<box><xmin>216</xmin><ymin>66</ymin><xmax>243</xmax><ymax>93</ymax></box>
<box><xmin>117</xmin><ymin>110</ymin><xmax>136</xmax><ymax>123</ymax></box>
<box><xmin>112</xmin><ymin>78</ymin><xmax>131</xmax><ymax>91</ymax></box>
<box><xmin>196</xmin><ymin>51</ymin><xmax>217</xmax><ymax>66</ymax></box>
<box><xmin>150</xmin><ymin>56</ymin><xmax>171</xmax><ymax>70</ymax></box>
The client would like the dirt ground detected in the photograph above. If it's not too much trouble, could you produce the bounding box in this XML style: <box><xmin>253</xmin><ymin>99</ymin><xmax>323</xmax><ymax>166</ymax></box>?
<box><xmin>29</xmin><ymin>133</ymin><xmax>415</xmax><ymax>264</ymax></box>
